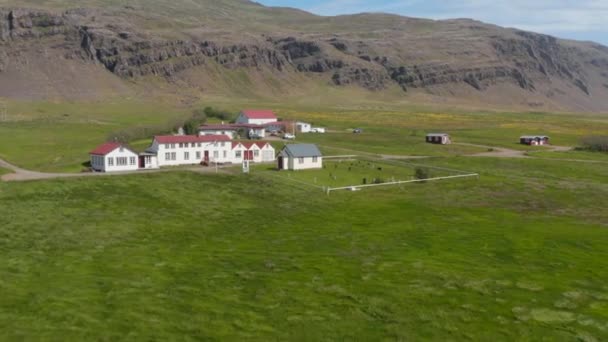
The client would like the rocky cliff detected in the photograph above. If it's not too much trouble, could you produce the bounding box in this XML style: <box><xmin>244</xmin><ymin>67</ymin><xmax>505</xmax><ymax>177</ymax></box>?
<box><xmin>1</xmin><ymin>3</ymin><xmax>607</xmax><ymax>111</ymax></box>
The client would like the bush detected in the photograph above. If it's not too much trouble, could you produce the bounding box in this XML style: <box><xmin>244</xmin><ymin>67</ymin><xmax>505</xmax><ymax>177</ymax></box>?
<box><xmin>414</xmin><ymin>167</ymin><xmax>430</xmax><ymax>180</ymax></box>
<box><xmin>203</xmin><ymin>107</ymin><xmax>234</xmax><ymax>122</ymax></box>
<box><xmin>183</xmin><ymin>109</ymin><xmax>207</xmax><ymax>135</ymax></box>
<box><xmin>579</xmin><ymin>136</ymin><xmax>608</xmax><ymax>152</ymax></box>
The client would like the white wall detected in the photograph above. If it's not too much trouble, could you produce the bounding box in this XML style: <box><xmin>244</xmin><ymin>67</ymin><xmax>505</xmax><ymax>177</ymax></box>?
<box><xmin>297</xmin><ymin>122</ymin><xmax>312</xmax><ymax>133</ymax></box>
<box><xmin>236</xmin><ymin>113</ymin><xmax>276</xmax><ymax>125</ymax></box>
<box><xmin>199</xmin><ymin>129</ymin><xmax>236</xmax><ymax>139</ymax></box>
<box><xmin>91</xmin><ymin>147</ymin><xmax>139</xmax><ymax>172</ymax></box>
<box><xmin>156</xmin><ymin>140</ymin><xmax>232</xmax><ymax>167</ymax></box>
<box><xmin>289</xmin><ymin>156</ymin><xmax>323</xmax><ymax>170</ymax></box>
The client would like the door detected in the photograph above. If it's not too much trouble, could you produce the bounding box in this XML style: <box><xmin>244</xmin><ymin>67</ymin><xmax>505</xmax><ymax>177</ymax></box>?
<box><xmin>204</xmin><ymin>151</ymin><xmax>210</xmax><ymax>162</ymax></box>
<box><xmin>139</xmin><ymin>156</ymin><xmax>145</xmax><ymax>168</ymax></box>
<box><xmin>278</xmin><ymin>156</ymin><xmax>283</xmax><ymax>170</ymax></box>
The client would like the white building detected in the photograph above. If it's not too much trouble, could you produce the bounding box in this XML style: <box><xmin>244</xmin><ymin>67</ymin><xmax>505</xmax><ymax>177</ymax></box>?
<box><xmin>235</xmin><ymin>110</ymin><xmax>278</xmax><ymax>125</ymax></box>
<box><xmin>146</xmin><ymin>135</ymin><xmax>233</xmax><ymax>167</ymax></box>
<box><xmin>90</xmin><ymin>142</ymin><xmax>140</xmax><ymax>172</ymax></box>
<box><xmin>198</xmin><ymin>124</ymin><xmax>239</xmax><ymax>139</ymax></box>
<box><xmin>426</xmin><ymin>133</ymin><xmax>451</xmax><ymax>145</ymax></box>
<box><xmin>231</xmin><ymin>142</ymin><xmax>276</xmax><ymax>164</ymax></box>
<box><xmin>278</xmin><ymin>144</ymin><xmax>323</xmax><ymax>171</ymax></box>
<box><xmin>296</xmin><ymin>121</ymin><xmax>312</xmax><ymax>133</ymax></box>
<box><xmin>144</xmin><ymin>135</ymin><xmax>276</xmax><ymax>167</ymax></box>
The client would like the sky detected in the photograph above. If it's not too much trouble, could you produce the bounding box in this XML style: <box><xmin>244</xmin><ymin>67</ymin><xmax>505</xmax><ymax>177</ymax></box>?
<box><xmin>257</xmin><ymin>0</ymin><xmax>608</xmax><ymax>45</ymax></box>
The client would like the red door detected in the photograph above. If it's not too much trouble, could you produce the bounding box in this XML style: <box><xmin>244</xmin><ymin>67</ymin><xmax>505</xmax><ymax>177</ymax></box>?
<box><xmin>204</xmin><ymin>151</ymin><xmax>210</xmax><ymax>162</ymax></box>
<box><xmin>246</xmin><ymin>151</ymin><xmax>254</xmax><ymax>161</ymax></box>
<box><xmin>139</xmin><ymin>156</ymin><xmax>145</xmax><ymax>168</ymax></box>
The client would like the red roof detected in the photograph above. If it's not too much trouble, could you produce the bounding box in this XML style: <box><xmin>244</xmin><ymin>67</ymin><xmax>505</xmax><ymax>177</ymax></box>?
<box><xmin>155</xmin><ymin>135</ymin><xmax>231</xmax><ymax>144</ymax></box>
<box><xmin>90</xmin><ymin>142</ymin><xmax>125</xmax><ymax>156</ymax></box>
<box><xmin>241</xmin><ymin>110</ymin><xmax>277</xmax><ymax>120</ymax></box>
<box><xmin>232</xmin><ymin>141</ymin><xmax>271</xmax><ymax>150</ymax></box>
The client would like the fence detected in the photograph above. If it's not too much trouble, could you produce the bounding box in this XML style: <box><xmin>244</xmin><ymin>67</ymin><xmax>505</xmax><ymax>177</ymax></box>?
<box><xmin>325</xmin><ymin>173</ymin><xmax>479</xmax><ymax>194</ymax></box>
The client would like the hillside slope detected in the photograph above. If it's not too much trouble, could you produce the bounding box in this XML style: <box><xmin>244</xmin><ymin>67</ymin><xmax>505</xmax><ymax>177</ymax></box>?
<box><xmin>1</xmin><ymin>0</ymin><xmax>608</xmax><ymax>111</ymax></box>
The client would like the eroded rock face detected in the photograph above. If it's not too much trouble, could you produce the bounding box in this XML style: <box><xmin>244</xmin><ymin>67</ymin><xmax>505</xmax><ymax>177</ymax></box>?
<box><xmin>0</xmin><ymin>7</ymin><xmax>607</xmax><ymax>102</ymax></box>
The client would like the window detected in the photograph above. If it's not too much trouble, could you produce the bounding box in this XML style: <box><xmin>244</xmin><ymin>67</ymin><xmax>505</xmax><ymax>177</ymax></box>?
<box><xmin>312</xmin><ymin>156</ymin><xmax>318</xmax><ymax>163</ymax></box>
<box><xmin>196</xmin><ymin>151</ymin><xmax>201</xmax><ymax>159</ymax></box>
<box><xmin>171</xmin><ymin>144</ymin><xmax>176</xmax><ymax>149</ymax></box>
<box><xmin>235</xmin><ymin>151</ymin><xmax>242</xmax><ymax>158</ymax></box>
<box><xmin>185</xmin><ymin>152</ymin><xmax>190</xmax><ymax>160</ymax></box>
<box><xmin>119</xmin><ymin>147</ymin><xmax>124</xmax><ymax>152</ymax></box>
<box><xmin>165</xmin><ymin>144</ymin><xmax>170</xmax><ymax>149</ymax></box>
<box><xmin>171</xmin><ymin>152</ymin><xmax>176</xmax><ymax>161</ymax></box>
<box><xmin>223</xmin><ymin>151</ymin><xmax>227</xmax><ymax>158</ymax></box>
<box><xmin>129</xmin><ymin>157</ymin><xmax>136</xmax><ymax>165</ymax></box>
<box><xmin>213</xmin><ymin>151</ymin><xmax>219</xmax><ymax>159</ymax></box>
<box><xmin>254</xmin><ymin>150</ymin><xmax>259</xmax><ymax>157</ymax></box>
<box><xmin>108</xmin><ymin>157</ymin><xmax>114</xmax><ymax>166</ymax></box>
<box><xmin>116</xmin><ymin>157</ymin><xmax>128</xmax><ymax>166</ymax></box>
<box><xmin>179</xmin><ymin>143</ymin><xmax>183</xmax><ymax>148</ymax></box>
<box><xmin>221</xmin><ymin>142</ymin><xmax>225</xmax><ymax>147</ymax></box>
<box><xmin>298</xmin><ymin>157</ymin><xmax>304</xmax><ymax>164</ymax></box>
<box><xmin>197</xmin><ymin>143</ymin><xmax>202</xmax><ymax>147</ymax></box>
<box><xmin>165</xmin><ymin>152</ymin><xmax>171</xmax><ymax>160</ymax></box>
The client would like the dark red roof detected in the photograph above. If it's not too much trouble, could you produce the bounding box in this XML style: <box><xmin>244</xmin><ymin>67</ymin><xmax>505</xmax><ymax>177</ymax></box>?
<box><xmin>232</xmin><ymin>141</ymin><xmax>271</xmax><ymax>149</ymax></box>
<box><xmin>241</xmin><ymin>110</ymin><xmax>277</xmax><ymax>120</ymax></box>
<box><xmin>90</xmin><ymin>142</ymin><xmax>124</xmax><ymax>156</ymax></box>
<box><xmin>155</xmin><ymin>135</ymin><xmax>231</xmax><ymax>144</ymax></box>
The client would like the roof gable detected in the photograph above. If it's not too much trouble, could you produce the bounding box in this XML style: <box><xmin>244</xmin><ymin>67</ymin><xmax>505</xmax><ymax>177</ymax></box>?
<box><xmin>90</xmin><ymin>142</ymin><xmax>133</xmax><ymax>156</ymax></box>
<box><xmin>281</xmin><ymin>144</ymin><xmax>322</xmax><ymax>158</ymax></box>
<box><xmin>155</xmin><ymin>135</ymin><xmax>231</xmax><ymax>144</ymax></box>
<box><xmin>241</xmin><ymin>110</ymin><xmax>277</xmax><ymax>120</ymax></box>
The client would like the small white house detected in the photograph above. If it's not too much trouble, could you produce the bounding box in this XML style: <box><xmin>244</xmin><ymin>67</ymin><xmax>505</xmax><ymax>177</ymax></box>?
<box><xmin>231</xmin><ymin>142</ymin><xmax>276</xmax><ymax>163</ymax></box>
<box><xmin>198</xmin><ymin>124</ymin><xmax>239</xmax><ymax>139</ymax></box>
<box><xmin>296</xmin><ymin>121</ymin><xmax>312</xmax><ymax>133</ymax></box>
<box><xmin>90</xmin><ymin>142</ymin><xmax>139</xmax><ymax>172</ymax></box>
<box><xmin>278</xmin><ymin>144</ymin><xmax>323</xmax><ymax>171</ymax></box>
<box><xmin>235</xmin><ymin>110</ymin><xmax>278</xmax><ymax>125</ymax></box>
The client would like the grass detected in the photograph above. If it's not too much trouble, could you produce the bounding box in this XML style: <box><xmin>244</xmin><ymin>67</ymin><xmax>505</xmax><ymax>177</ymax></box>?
<box><xmin>0</xmin><ymin>100</ymin><xmax>188</xmax><ymax>172</ymax></box>
<box><xmin>0</xmin><ymin>157</ymin><xmax>607</xmax><ymax>340</ymax></box>
<box><xmin>0</xmin><ymin>167</ymin><xmax>12</xmax><ymax>176</ymax></box>
<box><xmin>257</xmin><ymin>159</ymin><xmax>457</xmax><ymax>188</ymax></box>
<box><xmin>527</xmin><ymin>150</ymin><xmax>608</xmax><ymax>162</ymax></box>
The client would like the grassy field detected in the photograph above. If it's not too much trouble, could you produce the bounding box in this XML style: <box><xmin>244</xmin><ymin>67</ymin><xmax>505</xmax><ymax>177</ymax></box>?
<box><xmin>256</xmin><ymin>159</ymin><xmax>459</xmax><ymax>188</ymax></box>
<box><xmin>0</xmin><ymin>157</ymin><xmax>607</xmax><ymax>340</ymax></box>
<box><xmin>527</xmin><ymin>150</ymin><xmax>608</xmax><ymax>162</ymax></box>
<box><xmin>0</xmin><ymin>167</ymin><xmax>12</xmax><ymax>176</ymax></box>
<box><xmin>0</xmin><ymin>101</ymin><xmax>188</xmax><ymax>172</ymax></box>
<box><xmin>1</xmin><ymin>99</ymin><xmax>607</xmax><ymax>172</ymax></box>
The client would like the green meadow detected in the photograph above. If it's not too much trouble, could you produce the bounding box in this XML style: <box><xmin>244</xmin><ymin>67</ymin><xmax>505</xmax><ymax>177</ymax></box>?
<box><xmin>0</xmin><ymin>99</ymin><xmax>607</xmax><ymax>340</ymax></box>
<box><xmin>0</xmin><ymin>158</ymin><xmax>607</xmax><ymax>340</ymax></box>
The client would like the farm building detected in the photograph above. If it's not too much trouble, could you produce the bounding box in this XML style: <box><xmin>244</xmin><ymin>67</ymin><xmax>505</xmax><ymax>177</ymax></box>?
<box><xmin>235</xmin><ymin>110</ymin><xmax>278</xmax><ymax>125</ymax></box>
<box><xmin>198</xmin><ymin>124</ymin><xmax>239</xmax><ymax>139</ymax></box>
<box><xmin>232</xmin><ymin>142</ymin><xmax>276</xmax><ymax>163</ymax></box>
<box><xmin>278</xmin><ymin>144</ymin><xmax>323</xmax><ymax>171</ymax></box>
<box><xmin>520</xmin><ymin>135</ymin><xmax>550</xmax><ymax>145</ymax></box>
<box><xmin>296</xmin><ymin>121</ymin><xmax>312</xmax><ymax>133</ymax></box>
<box><xmin>90</xmin><ymin>142</ymin><xmax>139</xmax><ymax>172</ymax></box>
<box><xmin>426</xmin><ymin>133</ymin><xmax>452</xmax><ymax>145</ymax></box>
<box><xmin>146</xmin><ymin>135</ymin><xmax>233</xmax><ymax>167</ymax></box>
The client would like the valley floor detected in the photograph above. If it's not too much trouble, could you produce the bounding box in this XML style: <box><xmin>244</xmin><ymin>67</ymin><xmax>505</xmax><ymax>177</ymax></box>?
<box><xmin>0</xmin><ymin>101</ymin><xmax>607</xmax><ymax>340</ymax></box>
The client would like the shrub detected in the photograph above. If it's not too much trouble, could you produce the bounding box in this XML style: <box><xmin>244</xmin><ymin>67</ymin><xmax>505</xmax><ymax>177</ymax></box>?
<box><xmin>578</xmin><ymin>136</ymin><xmax>608</xmax><ymax>152</ymax></box>
<box><xmin>183</xmin><ymin>109</ymin><xmax>208</xmax><ymax>135</ymax></box>
<box><xmin>414</xmin><ymin>167</ymin><xmax>430</xmax><ymax>180</ymax></box>
<box><xmin>203</xmin><ymin>107</ymin><xmax>235</xmax><ymax>122</ymax></box>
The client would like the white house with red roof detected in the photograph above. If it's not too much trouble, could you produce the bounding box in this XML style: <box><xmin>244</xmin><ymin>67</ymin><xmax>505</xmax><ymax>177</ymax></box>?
<box><xmin>90</xmin><ymin>142</ymin><xmax>140</xmax><ymax>172</ymax></box>
<box><xmin>146</xmin><ymin>135</ymin><xmax>233</xmax><ymax>167</ymax></box>
<box><xmin>235</xmin><ymin>110</ymin><xmax>278</xmax><ymax>125</ymax></box>
<box><xmin>230</xmin><ymin>142</ymin><xmax>276</xmax><ymax>164</ymax></box>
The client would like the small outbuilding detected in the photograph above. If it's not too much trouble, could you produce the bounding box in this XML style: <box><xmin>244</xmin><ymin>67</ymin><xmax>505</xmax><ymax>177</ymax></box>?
<box><xmin>296</xmin><ymin>121</ymin><xmax>312</xmax><ymax>133</ymax></box>
<box><xmin>278</xmin><ymin>144</ymin><xmax>323</xmax><ymax>171</ymax></box>
<box><xmin>426</xmin><ymin>133</ymin><xmax>451</xmax><ymax>145</ymax></box>
<box><xmin>90</xmin><ymin>142</ymin><xmax>139</xmax><ymax>172</ymax></box>
<box><xmin>520</xmin><ymin>135</ymin><xmax>550</xmax><ymax>146</ymax></box>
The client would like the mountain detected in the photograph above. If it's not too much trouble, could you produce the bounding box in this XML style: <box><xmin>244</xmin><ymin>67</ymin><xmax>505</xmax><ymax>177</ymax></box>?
<box><xmin>1</xmin><ymin>0</ymin><xmax>608</xmax><ymax>112</ymax></box>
